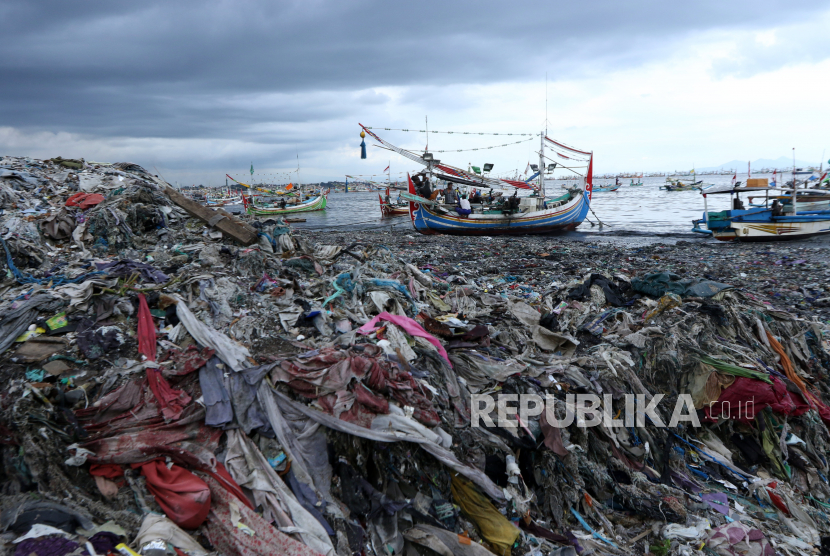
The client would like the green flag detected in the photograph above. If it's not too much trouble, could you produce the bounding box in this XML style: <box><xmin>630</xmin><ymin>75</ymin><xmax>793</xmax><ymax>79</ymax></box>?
<box><xmin>471</xmin><ymin>166</ymin><xmax>481</xmax><ymax>175</ymax></box>
<box><xmin>250</xmin><ymin>163</ymin><xmax>254</xmax><ymax>176</ymax></box>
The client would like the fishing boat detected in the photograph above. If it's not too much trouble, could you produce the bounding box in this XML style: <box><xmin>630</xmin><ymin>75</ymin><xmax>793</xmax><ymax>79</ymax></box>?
<box><xmin>243</xmin><ymin>191</ymin><xmax>328</xmax><ymax>216</ymax></box>
<box><xmin>360</xmin><ymin>125</ymin><xmax>592</xmax><ymax>236</ymax></box>
<box><xmin>692</xmin><ymin>186</ymin><xmax>830</xmax><ymax>241</ymax></box>
<box><xmin>593</xmin><ymin>183</ymin><xmax>620</xmax><ymax>192</ymax></box>
<box><xmin>629</xmin><ymin>179</ymin><xmax>643</xmax><ymax>187</ymax></box>
<box><xmin>205</xmin><ymin>195</ymin><xmax>243</xmax><ymax>207</ymax></box>
<box><xmin>227</xmin><ymin>173</ymin><xmax>329</xmax><ymax>216</ymax></box>
<box><xmin>379</xmin><ymin>187</ymin><xmax>408</xmax><ymax>217</ymax></box>
<box><xmin>662</xmin><ymin>179</ymin><xmax>702</xmax><ymax>191</ymax></box>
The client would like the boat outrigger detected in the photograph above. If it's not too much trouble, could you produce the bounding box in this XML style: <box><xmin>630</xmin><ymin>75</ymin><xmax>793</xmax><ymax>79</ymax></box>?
<box><xmin>692</xmin><ymin>186</ymin><xmax>830</xmax><ymax>241</ymax></box>
<box><xmin>360</xmin><ymin>125</ymin><xmax>593</xmax><ymax>236</ymax></box>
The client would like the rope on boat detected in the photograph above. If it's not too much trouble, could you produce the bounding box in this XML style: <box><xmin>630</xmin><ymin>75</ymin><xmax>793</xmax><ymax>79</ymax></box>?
<box><xmin>588</xmin><ymin>204</ymin><xmax>609</xmax><ymax>227</ymax></box>
<box><xmin>365</xmin><ymin>127</ymin><xmax>535</xmax><ymax>137</ymax></box>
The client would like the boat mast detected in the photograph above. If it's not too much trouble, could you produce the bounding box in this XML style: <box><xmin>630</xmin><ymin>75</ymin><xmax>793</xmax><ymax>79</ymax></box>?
<box><xmin>539</xmin><ymin>133</ymin><xmax>545</xmax><ymax>198</ymax></box>
<box><xmin>792</xmin><ymin>148</ymin><xmax>798</xmax><ymax>216</ymax></box>
<box><xmin>541</xmin><ymin>75</ymin><xmax>547</xmax><ymax>200</ymax></box>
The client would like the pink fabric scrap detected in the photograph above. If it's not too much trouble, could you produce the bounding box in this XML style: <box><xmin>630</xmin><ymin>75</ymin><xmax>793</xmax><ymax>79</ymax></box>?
<box><xmin>357</xmin><ymin>312</ymin><xmax>452</xmax><ymax>368</ymax></box>
<box><xmin>137</xmin><ymin>293</ymin><xmax>157</xmax><ymax>362</ymax></box>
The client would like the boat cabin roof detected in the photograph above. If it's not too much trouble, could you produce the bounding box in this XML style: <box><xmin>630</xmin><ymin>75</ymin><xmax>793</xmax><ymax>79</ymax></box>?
<box><xmin>704</xmin><ymin>186</ymin><xmax>780</xmax><ymax>195</ymax></box>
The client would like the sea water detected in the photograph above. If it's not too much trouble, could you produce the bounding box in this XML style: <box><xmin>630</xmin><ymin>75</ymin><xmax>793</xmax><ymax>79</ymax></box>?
<box><xmin>248</xmin><ymin>172</ymin><xmax>826</xmax><ymax>239</ymax></box>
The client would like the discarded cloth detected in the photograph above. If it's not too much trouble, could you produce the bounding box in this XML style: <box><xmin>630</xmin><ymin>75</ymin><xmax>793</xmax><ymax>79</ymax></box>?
<box><xmin>0</xmin><ymin>500</ymin><xmax>95</xmax><ymax>534</ymax></box>
<box><xmin>224</xmin><ymin>430</ymin><xmax>336</xmax><ymax>556</ymax></box>
<box><xmin>404</xmin><ymin>524</ymin><xmax>495</xmax><ymax>556</ymax></box>
<box><xmin>450</xmin><ymin>475</ymin><xmax>520</xmax><ymax>555</ymax></box>
<box><xmin>96</xmin><ymin>259</ymin><xmax>168</xmax><ymax>284</ymax></box>
<box><xmin>706</xmin><ymin>521</ymin><xmax>775</xmax><ymax>556</ymax></box>
<box><xmin>632</xmin><ymin>271</ymin><xmax>732</xmax><ymax>298</ymax></box>
<box><xmin>65</xmin><ymin>192</ymin><xmax>105</xmax><ymax>210</ymax></box>
<box><xmin>134</xmin><ymin>459</ymin><xmax>211</xmax><ymax>529</ymax></box>
<box><xmin>266</xmin><ymin>388</ymin><xmax>505</xmax><ymax>501</ymax></box>
<box><xmin>175</xmin><ymin>296</ymin><xmax>251</xmax><ymax>371</ymax></box>
<box><xmin>0</xmin><ymin>293</ymin><xmax>62</xmax><ymax>355</ymax></box>
<box><xmin>201</xmin><ymin>475</ymin><xmax>323</xmax><ymax>556</ymax></box>
<box><xmin>134</xmin><ymin>513</ymin><xmax>208</xmax><ymax>556</ymax></box>
<box><xmin>358</xmin><ymin>312</ymin><xmax>451</xmax><ymax>367</ymax></box>
<box><xmin>568</xmin><ymin>273</ymin><xmax>627</xmax><ymax>306</ymax></box>
<box><xmin>137</xmin><ymin>293</ymin><xmax>156</xmax><ymax>361</ymax></box>
<box><xmin>200</xmin><ymin>357</ymin><xmax>234</xmax><ymax>427</ymax></box>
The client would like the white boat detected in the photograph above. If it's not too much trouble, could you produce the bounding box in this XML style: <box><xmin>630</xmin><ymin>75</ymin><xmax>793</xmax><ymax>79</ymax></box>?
<box><xmin>692</xmin><ymin>186</ymin><xmax>830</xmax><ymax>241</ymax></box>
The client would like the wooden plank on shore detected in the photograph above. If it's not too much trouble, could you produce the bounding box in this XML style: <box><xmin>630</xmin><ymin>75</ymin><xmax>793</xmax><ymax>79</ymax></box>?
<box><xmin>163</xmin><ymin>187</ymin><xmax>258</xmax><ymax>245</ymax></box>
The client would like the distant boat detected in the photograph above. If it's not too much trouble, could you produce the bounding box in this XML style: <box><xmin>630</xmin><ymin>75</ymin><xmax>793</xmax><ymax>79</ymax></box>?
<box><xmin>379</xmin><ymin>187</ymin><xmax>408</xmax><ymax>217</ymax></box>
<box><xmin>243</xmin><ymin>191</ymin><xmax>328</xmax><ymax>215</ymax></box>
<box><xmin>593</xmin><ymin>183</ymin><xmax>621</xmax><ymax>192</ymax></box>
<box><xmin>629</xmin><ymin>179</ymin><xmax>643</xmax><ymax>187</ymax></box>
<box><xmin>662</xmin><ymin>179</ymin><xmax>701</xmax><ymax>191</ymax></box>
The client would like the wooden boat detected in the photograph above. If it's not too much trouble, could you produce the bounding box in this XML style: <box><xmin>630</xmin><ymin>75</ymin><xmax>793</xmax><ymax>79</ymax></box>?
<box><xmin>243</xmin><ymin>191</ymin><xmax>328</xmax><ymax>216</ymax></box>
<box><xmin>692</xmin><ymin>186</ymin><xmax>830</xmax><ymax>241</ymax></box>
<box><xmin>206</xmin><ymin>196</ymin><xmax>243</xmax><ymax>207</ymax></box>
<box><xmin>629</xmin><ymin>179</ymin><xmax>643</xmax><ymax>186</ymax></box>
<box><xmin>379</xmin><ymin>187</ymin><xmax>408</xmax><ymax>217</ymax></box>
<box><xmin>360</xmin><ymin>125</ymin><xmax>593</xmax><ymax>236</ymax></box>
<box><xmin>593</xmin><ymin>184</ymin><xmax>620</xmax><ymax>192</ymax></box>
<box><xmin>663</xmin><ymin>179</ymin><xmax>702</xmax><ymax>191</ymax></box>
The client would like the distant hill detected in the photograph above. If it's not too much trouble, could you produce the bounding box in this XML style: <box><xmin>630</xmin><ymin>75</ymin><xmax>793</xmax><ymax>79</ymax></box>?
<box><xmin>697</xmin><ymin>157</ymin><xmax>822</xmax><ymax>172</ymax></box>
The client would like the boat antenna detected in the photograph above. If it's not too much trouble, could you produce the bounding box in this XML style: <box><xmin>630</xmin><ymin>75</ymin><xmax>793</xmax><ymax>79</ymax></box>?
<box><xmin>296</xmin><ymin>150</ymin><xmax>302</xmax><ymax>195</ymax></box>
<box><xmin>545</xmin><ymin>72</ymin><xmax>548</xmax><ymax>136</ymax></box>
<box><xmin>425</xmin><ymin>115</ymin><xmax>428</xmax><ymax>153</ymax></box>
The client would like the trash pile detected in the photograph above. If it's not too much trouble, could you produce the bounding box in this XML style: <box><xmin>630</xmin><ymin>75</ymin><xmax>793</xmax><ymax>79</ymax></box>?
<box><xmin>2</xmin><ymin>155</ymin><xmax>830</xmax><ymax>556</ymax></box>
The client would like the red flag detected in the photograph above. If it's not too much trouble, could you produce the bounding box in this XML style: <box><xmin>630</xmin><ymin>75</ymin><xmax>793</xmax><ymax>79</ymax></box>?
<box><xmin>731</xmin><ymin>173</ymin><xmax>737</xmax><ymax>186</ymax></box>
<box><xmin>383</xmin><ymin>165</ymin><xmax>390</xmax><ymax>172</ymax></box>
<box><xmin>586</xmin><ymin>155</ymin><xmax>594</xmax><ymax>201</ymax></box>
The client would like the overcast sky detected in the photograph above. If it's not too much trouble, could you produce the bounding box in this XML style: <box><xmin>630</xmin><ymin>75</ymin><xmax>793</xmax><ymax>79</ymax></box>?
<box><xmin>1</xmin><ymin>0</ymin><xmax>829</xmax><ymax>185</ymax></box>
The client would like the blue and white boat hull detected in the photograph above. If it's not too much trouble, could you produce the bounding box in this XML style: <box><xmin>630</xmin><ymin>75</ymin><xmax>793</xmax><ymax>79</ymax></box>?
<box><xmin>408</xmin><ymin>192</ymin><xmax>590</xmax><ymax>236</ymax></box>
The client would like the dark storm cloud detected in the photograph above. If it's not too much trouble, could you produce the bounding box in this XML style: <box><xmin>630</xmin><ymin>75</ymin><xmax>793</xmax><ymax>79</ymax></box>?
<box><xmin>0</xmin><ymin>0</ymin><xmax>828</xmax><ymax>173</ymax></box>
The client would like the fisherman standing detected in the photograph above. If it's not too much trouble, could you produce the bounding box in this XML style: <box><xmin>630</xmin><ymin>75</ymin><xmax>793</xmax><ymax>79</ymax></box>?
<box><xmin>444</xmin><ymin>183</ymin><xmax>458</xmax><ymax>204</ymax></box>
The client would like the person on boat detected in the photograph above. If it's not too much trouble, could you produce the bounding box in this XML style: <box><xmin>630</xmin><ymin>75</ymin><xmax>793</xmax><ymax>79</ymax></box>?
<box><xmin>733</xmin><ymin>197</ymin><xmax>745</xmax><ymax>210</ymax></box>
<box><xmin>506</xmin><ymin>189</ymin><xmax>520</xmax><ymax>212</ymax></box>
<box><xmin>396</xmin><ymin>192</ymin><xmax>403</xmax><ymax>204</ymax></box>
<box><xmin>771</xmin><ymin>200</ymin><xmax>783</xmax><ymax>216</ymax></box>
<box><xmin>471</xmin><ymin>190</ymin><xmax>483</xmax><ymax>204</ymax></box>
<box><xmin>414</xmin><ymin>176</ymin><xmax>433</xmax><ymax>199</ymax></box>
<box><xmin>279</xmin><ymin>198</ymin><xmax>287</xmax><ymax>209</ymax></box>
<box><xmin>455</xmin><ymin>193</ymin><xmax>472</xmax><ymax>218</ymax></box>
<box><xmin>444</xmin><ymin>183</ymin><xmax>458</xmax><ymax>205</ymax></box>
